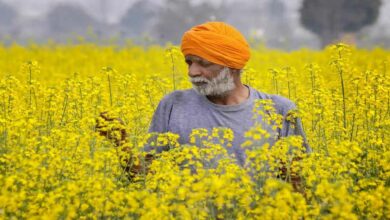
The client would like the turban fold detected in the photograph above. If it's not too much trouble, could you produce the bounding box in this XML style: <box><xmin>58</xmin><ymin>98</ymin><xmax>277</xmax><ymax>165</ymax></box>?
<box><xmin>181</xmin><ymin>21</ymin><xmax>250</xmax><ymax>69</ymax></box>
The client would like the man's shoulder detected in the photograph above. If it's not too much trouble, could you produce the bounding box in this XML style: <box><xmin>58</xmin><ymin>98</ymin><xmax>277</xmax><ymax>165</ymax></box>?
<box><xmin>159</xmin><ymin>89</ymin><xmax>198</xmax><ymax>105</ymax></box>
<box><xmin>251</xmin><ymin>87</ymin><xmax>296</xmax><ymax>115</ymax></box>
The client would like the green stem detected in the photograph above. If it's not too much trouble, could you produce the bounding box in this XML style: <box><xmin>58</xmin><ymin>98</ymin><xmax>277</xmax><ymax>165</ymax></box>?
<box><xmin>29</xmin><ymin>65</ymin><xmax>32</xmax><ymax>108</ymax></box>
<box><xmin>350</xmin><ymin>84</ymin><xmax>359</xmax><ymax>141</ymax></box>
<box><xmin>286</xmin><ymin>68</ymin><xmax>291</xmax><ymax>99</ymax></box>
<box><xmin>337</xmin><ymin>52</ymin><xmax>347</xmax><ymax>133</ymax></box>
<box><xmin>169</xmin><ymin>49</ymin><xmax>176</xmax><ymax>90</ymax></box>
<box><xmin>60</xmin><ymin>94</ymin><xmax>69</xmax><ymax>126</ymax></box>
<box><xmin>310</xmin><ymin>65</ymin><xmax>316</xmax><ymax>132</ymax></box>
<box><xmin>79</xmin><ymin>84</ymin><xmax>84</xmax><ymax>119</ymax></box>
<box><xmin>2</xmin><ymin>93</ymin><xmax>7</xmax><ymax>149</ymax></box>
<box><xmin>107</xmin><ymin>74</ymin><xmax>113</xmax><ymax>107</ymax></box>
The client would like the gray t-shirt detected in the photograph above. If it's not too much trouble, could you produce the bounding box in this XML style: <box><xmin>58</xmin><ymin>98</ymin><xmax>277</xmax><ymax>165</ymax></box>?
<box><xmin>147</xmin><ymin>86</ymin><xmax>311</xmax><ymax>166</ymax></box>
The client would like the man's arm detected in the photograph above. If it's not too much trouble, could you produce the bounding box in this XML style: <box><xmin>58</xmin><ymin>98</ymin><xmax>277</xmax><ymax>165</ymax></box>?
<box><xmin>145</xmin><ymin>94</ymin><xmax>174</xmax><ymax>152</ymax></box>
<box><xmin>280</xmin><ymin>110</ymin><xmax>310</xmax><ymax>194</ymax></box>
<box><xmin>270</xmin><ymin>95</ymin><xmax>311</xmax><ymax>194</ymax></box>
<box><xmin>283</xmin><ymin>111</ymin><xmax>311</xmax><ymax>153</ymax></box>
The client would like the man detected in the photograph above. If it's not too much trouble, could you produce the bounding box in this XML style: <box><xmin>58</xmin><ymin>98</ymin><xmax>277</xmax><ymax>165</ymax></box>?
<box><xmin>98</xmin><ymin>21</ymin><xmax>310</xmax><ymax>186</ymax></box>
<box><xmin>147</xmin><ymin>21</ymin><xmax>311</xmax><ymax>167</ymax></box>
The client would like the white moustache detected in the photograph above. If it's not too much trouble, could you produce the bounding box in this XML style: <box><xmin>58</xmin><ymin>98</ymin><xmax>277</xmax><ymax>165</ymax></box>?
<box><xmin>190</xmin><ymin>77</ymin><xmax>209</xmax><ymax>84</ymax></box>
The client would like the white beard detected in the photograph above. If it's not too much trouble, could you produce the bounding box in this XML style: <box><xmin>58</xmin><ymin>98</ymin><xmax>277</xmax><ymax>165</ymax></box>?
<box><xmin>190</xmin><ymin>67</ymin><xmax>236</xmax><ymax>97</ymax></box>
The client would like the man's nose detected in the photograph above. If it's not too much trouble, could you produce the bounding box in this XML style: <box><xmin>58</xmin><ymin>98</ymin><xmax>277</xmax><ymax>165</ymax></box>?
<box><xmin>188</xmin><ymin>63</ymin><xmax>202</xmax><ymax>78</ymax></box>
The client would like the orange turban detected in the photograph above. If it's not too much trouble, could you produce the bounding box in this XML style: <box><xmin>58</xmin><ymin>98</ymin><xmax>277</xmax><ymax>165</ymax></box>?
<box><xmin>181</xmin><ymin>22</ymin><xmax>250</xmax><ymax>70</ymax></box>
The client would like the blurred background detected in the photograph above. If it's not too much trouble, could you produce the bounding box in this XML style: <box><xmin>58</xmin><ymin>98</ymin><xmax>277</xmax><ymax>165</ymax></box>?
<box><xmin>0</xmin><ymin>0</ymin><xmax>389</xmax><ymax>49</ymax></box>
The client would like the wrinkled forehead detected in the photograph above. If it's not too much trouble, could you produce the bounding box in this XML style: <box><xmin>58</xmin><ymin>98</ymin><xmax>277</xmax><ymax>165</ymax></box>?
<box><xmin>185</xmin><ymin>54</ymin><xmax>211</xmax><ymax>63</ymax></box>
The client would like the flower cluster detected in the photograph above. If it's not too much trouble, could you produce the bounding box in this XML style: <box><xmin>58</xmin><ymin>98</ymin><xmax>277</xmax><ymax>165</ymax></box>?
<box><xmin>0</xmin><ymin>44</ymin><xmax>389</xmax><ymax>219</ymax></box>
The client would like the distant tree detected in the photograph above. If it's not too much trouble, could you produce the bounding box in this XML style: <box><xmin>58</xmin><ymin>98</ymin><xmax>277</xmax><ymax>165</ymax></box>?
<box><xmin>264</xmin><ymin>0</ymin><xmax>292</xmax><ymax>48</ymax></box>
<box><xmin>120</xmin><ymin>0</ymin><xmax>155</xmax><ymax>37</ymax></box>
<box><xmin>47</xmin><ymin>4</ymin><xmax>98</xmax><ymax>36</ymax></box>
<box><xmin>154</xmin><ymin>0</ymin><xmax>225</xmax><ymax>44</ymax></box>
<box><xmin>300</xmin><ymin>0</ymin><xmax>382</xmax><ymax>47</ymax></box>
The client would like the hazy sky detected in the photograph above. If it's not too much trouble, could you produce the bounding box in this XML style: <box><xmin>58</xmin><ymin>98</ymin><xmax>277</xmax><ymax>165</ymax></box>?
<box><xmin>2</xmin><ymin>0</ymin><xmax>390</xmax><ymax>26</ymax></box>
<box><xmin>2</xmin><ymin>0</ymin><xmax>233</xmax><ymax>23</ymax></box>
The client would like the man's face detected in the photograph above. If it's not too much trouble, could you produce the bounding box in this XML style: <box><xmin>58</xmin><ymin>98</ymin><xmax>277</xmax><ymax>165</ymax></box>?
<box><xmin>185</xmin><ymin>55</ymin><xmax>236</xmax><ymax>97</ymax></box>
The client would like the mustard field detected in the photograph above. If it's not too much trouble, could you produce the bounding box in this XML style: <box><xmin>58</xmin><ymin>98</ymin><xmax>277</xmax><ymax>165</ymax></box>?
<box><xmin>0</xmin><ymin>43</ymin><xmax>389</xmax><ymax>219</ymax></box>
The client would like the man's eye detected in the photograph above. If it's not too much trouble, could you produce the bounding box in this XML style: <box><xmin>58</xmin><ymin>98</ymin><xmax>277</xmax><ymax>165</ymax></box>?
<box><xmin>185</xmin><ymin>60</ymin><xmax>192</xmax><ymax>66</ymax></box>
<box><xmin>200</xmin><ymin>61</ymin><xmax>211</xmax><ymax>67</ymax></box>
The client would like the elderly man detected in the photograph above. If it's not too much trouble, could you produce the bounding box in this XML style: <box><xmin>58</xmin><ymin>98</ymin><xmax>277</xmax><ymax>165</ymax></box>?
<box><xmin>148</xmin><ymin>22</ymin><xmax>311</xmax><ymax>166</ymax></box>
<box><xmin>98</xmin><ymin>22</ymin><xmax>310</xmax><ymax>186</ymax></box>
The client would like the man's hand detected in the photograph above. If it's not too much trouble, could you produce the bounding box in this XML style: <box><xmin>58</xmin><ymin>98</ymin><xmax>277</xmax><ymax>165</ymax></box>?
<box><xmin>96</xmin><ymin>111</ymin><xmax>127</xmax><ymax>147</ymax></box>
<box><xmin>279</xmin><ymin>157</ymin><xmax>306</xmax><ymax>195</ymax></box>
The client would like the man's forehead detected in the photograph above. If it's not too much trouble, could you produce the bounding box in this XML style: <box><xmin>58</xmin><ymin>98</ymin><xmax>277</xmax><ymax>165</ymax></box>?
<box><xmin>185</xmin><ymin>55</ymin><xmax>211</xmax><ymax>63</ymax></box>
